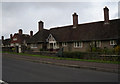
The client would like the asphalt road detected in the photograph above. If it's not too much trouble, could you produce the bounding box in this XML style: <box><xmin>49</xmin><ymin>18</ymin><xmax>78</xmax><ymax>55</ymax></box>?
<box><xmin>2</xmin><ymin>56</ymin><xmax>119</xmax><ymax>82</ymax></box>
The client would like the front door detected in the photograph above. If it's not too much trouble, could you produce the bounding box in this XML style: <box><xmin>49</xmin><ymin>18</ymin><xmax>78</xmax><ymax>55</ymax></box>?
<box><xmin>50</xmin><ymin>43</ymin><xmax>53</xmax><ymax>49</ymax></box>
<box><xmin>42</xmin><ymin>43</ymin><xmax>47</xmax><ymax>51</ymax></box>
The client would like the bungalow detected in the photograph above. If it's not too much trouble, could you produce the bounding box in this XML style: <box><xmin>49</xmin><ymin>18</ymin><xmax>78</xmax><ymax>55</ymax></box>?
<box><xmin>27</xmin><ymin>6</ymin><xmax>120</xmax><ymax>52</ymax></box>
<box><xmin>10</xmin><ymin>29</ymin><xmax>31</xmax><ymax>53</ymax></box>
<box><xmin>10</xmin><ymin>29</ymin><xmax>31</xmax><ymax>47</ymax></box>
<box><xmin>1</xmin><ymin>29</ymin><xmax>31</xmax><ymax>53</ymax></box>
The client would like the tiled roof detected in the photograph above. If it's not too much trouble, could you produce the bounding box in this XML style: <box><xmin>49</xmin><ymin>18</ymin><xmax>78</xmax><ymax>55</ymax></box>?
<box><xmin>11</xmin><ymin>33</ymin><xmax>30</xmax><ymax>44</ymax></box>
<box><xmin>27</xmin><ymin>29</ymin><xmax>49</xmax><ymax>43</ymax></box>
<box><xmin>27</xmin><ymin>19</ymin><xmax>120</xmax><ymax>43</ymax></box>
<box><xmin>70</xmin><ymin>19</ymin><xmax>119</xmax><ymax>41</ymax></box>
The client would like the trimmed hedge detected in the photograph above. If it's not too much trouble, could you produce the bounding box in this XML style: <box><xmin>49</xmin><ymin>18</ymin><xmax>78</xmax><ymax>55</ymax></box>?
<box><xmin>62</xmin><ymin>52</ymin><xmax>119</xmax><ymax>61</ymax></box>
<box><xmin>63</xmin><ymin>52</ymin><xmax>86</xmax><ymax>59</ymax></box>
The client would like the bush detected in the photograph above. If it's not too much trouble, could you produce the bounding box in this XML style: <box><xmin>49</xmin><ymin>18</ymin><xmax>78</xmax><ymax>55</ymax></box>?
<box><xmin>39</xmin><ymin>48</ymin><xmax>44</xmax><ymax>51</ymax></box>
<box><xmin>114</xmin><ymin>46</ymin><xmax>120</xmax><ymax>55</ymax></box>
<box><xmin>63</xmin><ymin>52</ymin><xmax>85</xmax><ymax>59</ymax></box>
<box><xmin>12</xmin><ymin>47</ymin><xmax>15</xmax><ymax>51</ymax></box>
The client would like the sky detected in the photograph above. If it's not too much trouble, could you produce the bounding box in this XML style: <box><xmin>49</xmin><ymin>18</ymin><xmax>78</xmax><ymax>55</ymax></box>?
<box><xmin>0</xmin><ymin>0</ymin><xmax>119</xmax><ymax>39</ymax></box>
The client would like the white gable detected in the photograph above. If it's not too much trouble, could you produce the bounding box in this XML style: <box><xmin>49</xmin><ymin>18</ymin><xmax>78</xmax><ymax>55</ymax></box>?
<box><xmin>46</xmin><ymin>34</ymin><xmax>56</xmax><ymax>43</ymax></box>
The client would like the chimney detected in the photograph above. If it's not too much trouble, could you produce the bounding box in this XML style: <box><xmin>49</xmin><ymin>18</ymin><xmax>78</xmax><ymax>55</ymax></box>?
<box><xmin>104</xmin><ymin>6</ymin><xmax>109</xmax><ymax>24</ymax></box>
<box><xmin>38</xmin><ymin>21</ymin><xmax>44</xmax><ymax>31</ymax></box>
<box><xmin>19</xmin><ymin>29</ymin><xmax>23</xmax><ymax>34</ymax></box>
<box><xmin>30</xmin><ymin>31</ymin><xmax>33</xmax><ymax>37</ymax></box>
<box><xmin>10</xmin><ymin>34</ymin><xmax>12</xmax><ymax>39</ymax></box>
<box><xmin>1</xmin><ymin>36</ymin><xmax>4</xmax><ymax>41</ymax></box>
<box><xmin>72</xmin><ymin>12</ymin><xmax>78</xmax><ymax>28</ymax></box>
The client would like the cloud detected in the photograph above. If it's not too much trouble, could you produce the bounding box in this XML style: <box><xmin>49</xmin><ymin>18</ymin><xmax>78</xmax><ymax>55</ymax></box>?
<box><xmin>1</xmin><ymin>2</ymin><xmax>118</xmax><ymax>39</ymax></box>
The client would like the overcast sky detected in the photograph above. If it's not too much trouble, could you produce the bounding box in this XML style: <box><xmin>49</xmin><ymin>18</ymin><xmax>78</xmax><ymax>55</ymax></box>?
<box><xmin>0</xmin><ymin>1</ymin><xmax>119</xmax><ymax>39</ymax></box>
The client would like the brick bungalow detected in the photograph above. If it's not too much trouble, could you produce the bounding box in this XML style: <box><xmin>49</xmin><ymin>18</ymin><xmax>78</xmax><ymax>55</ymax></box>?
<box><xmin>1</xmin><ymin>29</ymin><xmax>31</xmax><ymax>52</ymax></box>
<box><xmin>10</xmin><ymin>29</ymin><xmax>31</xmax><ymax>52</ymax></box>
<box><xmin>27</xmin><ymin>6</ymin><xmax>120</xmax><ymax>52</ymax></box>
<box><xmin>10</xmin><ymin>29</ymin><xmax>31</xmax><ymax>47</ymax></box>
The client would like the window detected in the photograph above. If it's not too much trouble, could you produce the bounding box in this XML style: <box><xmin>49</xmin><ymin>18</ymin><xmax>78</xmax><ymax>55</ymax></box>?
<box><xmin>62</xmin><ymin>42</ymin><xmax>67</xmax><ymax>46</ymax></box>
<box><xmin>10</xmin><ymin>43</ymin><xmax>14</xmax><ymax>47</ymax></box>
<box><xmin>110</xmin><ymin>40</ymin><xmax>116</xmax><ymax>45</ymax></box>
<box><xmin>31</xmin><ymin>44</ymin><xmax>37</xmax><ymax>48</ymax></box>
<box><xmin>96</xmin><ymin>41</ymin><xmax>101</xmax><ymax>47</ymax></box>
<box><xmin>15</xmin><ymin>43</ymin><xmax>19</xmax><ymax>46</ymax></box>
<box><xmin>90</xmin><ymin>41</ymin><xmax>101</xmax><ymax>47</ymax></box>
<box><xmin>74</xmin><ymin>42</ymin><xmax>83</xmax><ymax>48</ymax></box>
<box><xmin>55</xmin><ymin>43</ymin><xmax>59</xmax><ymax>48</ymax></box>
<box><xmin>13</xmin><ymin>38</ymin><xmax>17</xmax><ymax>41</ymax></box>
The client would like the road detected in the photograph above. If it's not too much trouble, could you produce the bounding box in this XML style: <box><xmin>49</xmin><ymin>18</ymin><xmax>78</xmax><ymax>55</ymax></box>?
<box><xmin>2</xmin><ymin>56</ymin><xmax>119</xmax><ymax>82</ymax></box>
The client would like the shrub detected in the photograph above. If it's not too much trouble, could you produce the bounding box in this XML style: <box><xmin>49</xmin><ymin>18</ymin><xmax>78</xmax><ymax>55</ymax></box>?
<box><xmin>12</xmin><ymin>48</ymin><xmax>15</xmax><ymax>51</ymax></box>
<box><xmin>114</xmin><ymin>46</ymin><xmax>120</xmax><ymax>55</ymax></box>
<box><xmin>39</xmin><ymin>48</ymin><xmax>44</xmax><ymax>51</ymax></box>
<box><xmin>63</xmin><ymin>52</ymin><xmax>85</xmax><ymax>59</ymax></box>
<box><xmin>91</xmin><ymin>47</ymin><xmax>102</xmax><ymax>52</ymax></box>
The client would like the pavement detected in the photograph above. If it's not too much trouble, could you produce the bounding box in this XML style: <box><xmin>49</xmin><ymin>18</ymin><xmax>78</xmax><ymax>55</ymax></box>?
<box><xmin>2</xmin><ymin>53</ymin><xmax>119</xmax><ymax>73</ymax></box>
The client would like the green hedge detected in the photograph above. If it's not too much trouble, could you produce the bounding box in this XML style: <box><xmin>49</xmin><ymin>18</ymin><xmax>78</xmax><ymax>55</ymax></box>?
<box><xmin>63</xmin><ymin>52</ymin><xmax>85</xmax><ymax>59</ymax></box>
<box><xmin>62</xmin><ymin>52</ymin><xmax>119</xmax><ymax>61</ymax></box>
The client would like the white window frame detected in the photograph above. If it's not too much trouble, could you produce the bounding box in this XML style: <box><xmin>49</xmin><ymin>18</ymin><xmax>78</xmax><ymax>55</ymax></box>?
<box><xmin>10</xmin><ymin>43</ymin><xmax>14</xmax><ymax>47</ymax></box>
<box><xmin>55</xmin><ymin>43</ymin><xmax>59</xmax><ymax>49</ymax></box>
<box><xmin>110</xmin><ymin>40</ymin><xmax>116</xmax><ymax>45</ymax></box>
<box><xmin>62</xmin><ymin>42</ymin><xmax>67</xmax><ymax>47</ymax></box>
<box><xmin>15</xmin><ymin>43</ymin><xmax>19</xmax><ymax>46</ymax></box>
<box><xmin>74</xmin><ymin>42</ymin><xmax>83</xmax><ymax>48</ymax></box>
<box><xmin>13</xmin><ymin>38</ymin><xmax>17</xmax><ymax>41</ymax></box>
<box><xmin>96</xmin><ymin>41</ymin><xmax>101</xmax><ymax>47</ymax></box>
<box><xmin>31</xmin><ymin>44</ymin><xmax>38</xmax><ymax>48</ymax></box>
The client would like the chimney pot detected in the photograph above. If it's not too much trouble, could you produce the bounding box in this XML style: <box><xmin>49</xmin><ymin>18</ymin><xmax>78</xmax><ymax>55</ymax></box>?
<box><xmin>72</xmin><ymin>12</ymin><xmax>78</xmax><ymax>28</ymax></box>
<box><xmin>38</xmin><ymin>20</ymin><xmax>44</xmax><ymax>31</ymax></box>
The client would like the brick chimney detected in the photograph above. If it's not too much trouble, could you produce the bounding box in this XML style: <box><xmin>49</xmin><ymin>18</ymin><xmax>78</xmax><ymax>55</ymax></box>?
<box><xmin>38</xmin><ymin>21</ymin><xmax>44</xmax><ymax>31</ymax></box>
<box><xmin>19</xmin><ymin>29</ymin><xmax>23</xmax><ymax>34</ymax></box>
<box><xmin>10</xmin><ymin>34</ymin><xmax>12</xmax><ymax>39</ymax></box>
<box><xmin>104</xmin><ymin>6</ymin><xmax>109</xmax><ymax>24</ymax></box>
<box><xmin>30</xmin><ymin>31</ymin><xmax>33</xmax><ymax>37</ymax></box>
<box><xmin>1</xmin><ymin>36</ymin><xmax>4</xmax><ymax>41</ymax></box>
<box><xmin>72</xmin><ymin>12</ymin><xmax>78</xmax><ymax>28</ymax></box>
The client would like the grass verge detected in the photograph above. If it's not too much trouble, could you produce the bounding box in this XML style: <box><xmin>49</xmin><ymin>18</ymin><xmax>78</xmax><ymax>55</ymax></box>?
<box><xmin>2</xmin><ymin>51</ymin><xmax>120</xmax><ymax>64</ymax></box>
